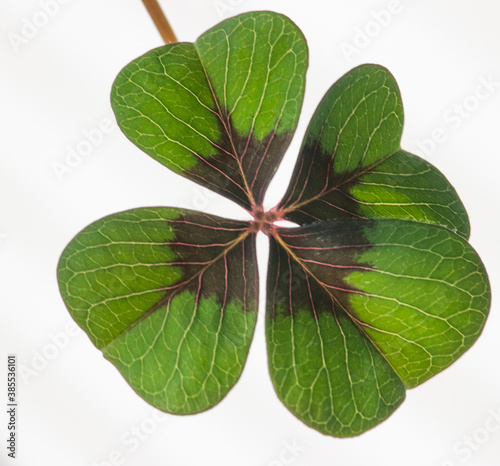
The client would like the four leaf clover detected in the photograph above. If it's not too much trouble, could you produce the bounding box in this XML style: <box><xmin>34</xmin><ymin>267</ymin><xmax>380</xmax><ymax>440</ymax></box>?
<box><xmin>57</xmin><ymin>11</ymin><xmax>490</xmax><ymax>437</ymax></box>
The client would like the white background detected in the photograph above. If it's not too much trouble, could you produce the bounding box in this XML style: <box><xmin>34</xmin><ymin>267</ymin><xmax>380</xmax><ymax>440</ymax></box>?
<box><xmin>1</xmin><ymin>0</ymin><xmax>500</xmax><ymax>465</ymax></box>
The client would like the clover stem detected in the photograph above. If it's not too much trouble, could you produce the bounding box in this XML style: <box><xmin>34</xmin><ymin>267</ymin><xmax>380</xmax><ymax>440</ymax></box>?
<box><xmin>142</xmin><ymin>0</ymin><xmax>178</xmax><ymax>44</ymax></box>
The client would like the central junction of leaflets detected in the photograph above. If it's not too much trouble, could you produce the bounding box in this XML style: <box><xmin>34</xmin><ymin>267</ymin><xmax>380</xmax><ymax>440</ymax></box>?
<box><xmin>249</xmin><ymin>206</ymin><xmax>283</xmax><ymax>234</ymax></box>
<box><xmin>57</xmin><ymin>11</ymin><xmax>490</xmax><ymax>438</ymax></box>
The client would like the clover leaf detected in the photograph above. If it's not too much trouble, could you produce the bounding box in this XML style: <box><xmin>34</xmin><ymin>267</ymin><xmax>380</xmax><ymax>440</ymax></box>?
<box><xmin>57</xmin><ymin>11</ymin><xmax>490</xmax><ymax>437</ymax></box>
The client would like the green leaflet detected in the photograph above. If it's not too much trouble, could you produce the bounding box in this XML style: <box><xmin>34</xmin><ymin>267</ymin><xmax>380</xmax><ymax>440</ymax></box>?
<box><xmin>111</xmin><ymin>11</ymin><xmax>308</xmax><ymax>210</ymax></box>
<box><xmin>267</xmin><ymin>234</ymin><xmax>406</xmax><ymax>437</ymax></box>
<box><xmin>57</xmin><ymin>208</ymin><xmax>258</xmax><ymax>413</ymax></box>
<box><xmin>279</xmin><ymin>65</ymin><xmax>470</xmax><ymax>238</ymax></box>
<box><xmin>267</xmin><ymin>219</ymin><xmax>489</xmax><ymax>436</ymax></box>
<box><xmin>344</xmin><ymin>219</ymin><xmax>489</xmax><ymax>387</ymax></box>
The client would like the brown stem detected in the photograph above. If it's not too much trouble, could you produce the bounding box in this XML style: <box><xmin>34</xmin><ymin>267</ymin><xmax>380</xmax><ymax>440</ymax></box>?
<box><xmin>142</xmin><ymin>0</ymin><xmax>178</xmax><ymax>44</ymax></box>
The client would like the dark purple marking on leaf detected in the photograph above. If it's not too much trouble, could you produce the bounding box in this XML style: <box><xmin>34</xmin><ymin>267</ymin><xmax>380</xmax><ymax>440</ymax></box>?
<box><xmin>235</xmin><ymin>128</ymin><xmax>294</xmax><ymax>208</ymax></box>
<box><xmin>187</xmin><ymin>115</ymin><xmax>294</xmax><ymax>210</ymax></box>
<box><xmin>278</xmin><ymin>143</ymin><xmax>385</xmax><ymax>223</ymax></box>
<box><xmin>267</xmin><ymin>219</ymin><xmax>375</xmax><ymax>321</ymax></box>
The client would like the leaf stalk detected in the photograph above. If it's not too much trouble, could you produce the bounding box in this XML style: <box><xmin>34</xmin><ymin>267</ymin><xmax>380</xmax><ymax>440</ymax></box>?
<box><xmin>142</xmin><ymin>0</ymin><xmax>178</xmax><ymax>44</ymax></box>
